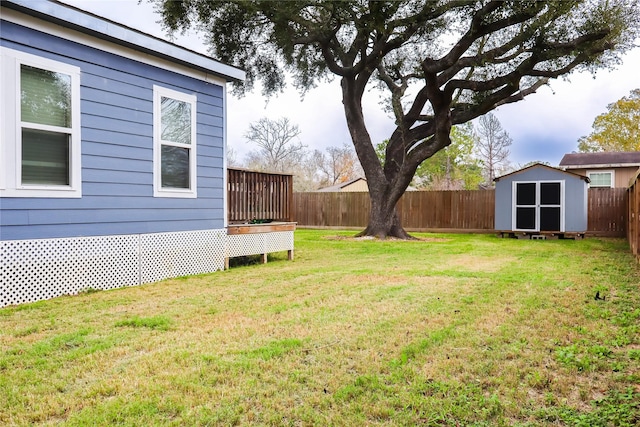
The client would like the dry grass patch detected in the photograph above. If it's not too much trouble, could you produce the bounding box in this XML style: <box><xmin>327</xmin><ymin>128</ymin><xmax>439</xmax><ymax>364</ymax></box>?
<box><xmin>439</xmin><ymin>253</ymin><xmax>519</xmax><ymax>272</ymax></box>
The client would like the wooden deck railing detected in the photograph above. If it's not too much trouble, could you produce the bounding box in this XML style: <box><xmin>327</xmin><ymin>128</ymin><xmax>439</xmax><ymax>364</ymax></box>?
<box><xmin>227</xmin><ymin>168</ymin><xmax>294</xmax><ymax>224</ymax></box>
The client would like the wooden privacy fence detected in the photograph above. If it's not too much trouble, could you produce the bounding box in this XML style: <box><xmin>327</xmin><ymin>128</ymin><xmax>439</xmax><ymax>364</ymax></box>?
<box><xmin>293</xmin><ymin>188</ymin><xmax>627</xmax><ymax>236</ymax></box>
<box><xmin>397</xmin><ymin>190</ymin><xmax>495</xmax><ymax>231</ymax></box>
<box><xmin>227</xmin><ymin>168</ymin><xmax>293</xmax><ymax>223</ymax></box>
<box><xmin>588</xmin><ymin>188</ymin><xmax>627</xmax><ymax>237</ymax></box>
<box><xmin>293</xmin><ymin>192</ymin><xmax>372</xmax><ymax>228</ymax></box>
<box><xmin>628</xmin><ymin>171</ymin><xmax>640</xmax><ymax>260</ymax></box>
<box><xmin>293</xmin><ymin>190</ymin><xmax>495</xmax><ymax>232</ymax></box>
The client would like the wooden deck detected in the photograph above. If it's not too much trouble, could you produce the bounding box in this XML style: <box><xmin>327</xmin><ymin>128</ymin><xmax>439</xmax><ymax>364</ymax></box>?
<box><xmin>225</xmin><ymin>222</ymin><xmax>296</xmax><ymax>268</ymax></box>
<box><xmin>226</xmin><ymin>168</ymin><xmax>295</xmax><ymax>268</ymax></box>
<box><xmin>227</xmin><ymin>222</ymin><xmax>296</xmax><ymax>235</ymax></box>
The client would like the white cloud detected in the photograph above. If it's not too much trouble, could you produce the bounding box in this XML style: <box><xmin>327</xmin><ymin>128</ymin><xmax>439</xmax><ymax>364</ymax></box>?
<box><xmin>494</xmin><ymin>47</ymin><xmax>640</xmax><ymax>165</ymax></box>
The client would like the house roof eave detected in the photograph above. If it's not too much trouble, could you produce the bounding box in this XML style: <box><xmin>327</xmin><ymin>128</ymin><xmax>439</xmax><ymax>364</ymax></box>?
<box><xmin>563</xmin><ymin>163</ymin><xmax>640</xmax><ymax>170</ymax></box>
<box><xmin>2</xmin><ymin>0</ymin><xmax>246</xmax><ymax>83</ymax></box>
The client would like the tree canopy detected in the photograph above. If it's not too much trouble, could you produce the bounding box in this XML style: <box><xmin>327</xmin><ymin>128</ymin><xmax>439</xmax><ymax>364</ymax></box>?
<box><xmin>415</xmin><ymin>123</ymin><xmax>483</xmax><ymax>190</ymax></box>
<box><xmin>158</xmin><ymin>0</ymin><xmax>640</xmax><ymax>238</ymax></box>
<box><xmin>383</xmin><ymin>123</ymin><xmax>483</xmax><ymax>190</ymax></box>
<box><xmin>578</xmin><ymin>88</ymin><xmax>640</xmax><ymax>152</ymax></box>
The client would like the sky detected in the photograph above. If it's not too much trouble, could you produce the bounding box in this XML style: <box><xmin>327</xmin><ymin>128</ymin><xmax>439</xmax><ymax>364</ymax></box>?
<box><xmin>62</xmin><ymin>0</ymin><xmax>640</xmax><ymax>167</ymax></box>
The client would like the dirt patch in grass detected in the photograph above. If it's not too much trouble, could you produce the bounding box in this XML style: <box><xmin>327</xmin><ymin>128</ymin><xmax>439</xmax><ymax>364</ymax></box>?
<box><xmin>322</xmin><ymin>235</ymin><xmax>451</xmax><ymax>242</ymax></box>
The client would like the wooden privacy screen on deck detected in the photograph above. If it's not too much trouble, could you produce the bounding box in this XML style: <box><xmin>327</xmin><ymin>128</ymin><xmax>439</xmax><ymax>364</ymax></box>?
<box><xmin>227</xmin><ymin>168</ymin><xmax>293</xmax><ymax>223</ymax></box>
<box><xmin>293</xmin><ymin>188</ymin><xmax>627</xmax><ymax>236</ymax></box>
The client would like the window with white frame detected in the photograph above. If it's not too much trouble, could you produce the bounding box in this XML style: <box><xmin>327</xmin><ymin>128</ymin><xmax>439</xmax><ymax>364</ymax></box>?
<box><xmin>153</xmin><ymin>86</ymin><xmax>197</xmax><ymax>198</ymax></box>
<box><xmin>587</xmin><ymin>171</ymin><xmax>614</xmax><ymax>188</ymax></box>
<box><xmin>0</xmin><ymin>47</ymin><xmax>81</xmax><ymax>198</ymax></box>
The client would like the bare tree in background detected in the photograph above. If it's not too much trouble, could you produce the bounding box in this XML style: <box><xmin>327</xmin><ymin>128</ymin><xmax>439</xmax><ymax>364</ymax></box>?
<box><xmin>476</xmin><ymin>113</ymin><xmax>512</xmax><ymax>185</ymax></box>
<box><xmin>313</xmin><ymin>144</ymin><xmax>363</xmax><ymax>187</ymax></box>
<box><xmin>226</xmin><ymin>146</ymin><xmax>240</xmax><ymax>168</ymax></box>
<box><xmin>244</xmin><ymin>117</ymin><xmax>306</xmax><ymax>173</ymax></box>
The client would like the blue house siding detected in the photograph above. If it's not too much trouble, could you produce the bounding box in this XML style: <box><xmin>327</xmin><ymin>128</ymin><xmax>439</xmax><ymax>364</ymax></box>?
<box><xmin>494</xmin><ymin>165</ymin><xmax>588</xmax><ymax>233</ymax></box>
<box><xmin>0</xmin><ymin>20</ymin><xmax>226</xmax><ymax>240</ymax></box>
<box><xmin>0</xmin><ymin>0</ymin><xmax>258</xmax><ymax>307</ymax></box>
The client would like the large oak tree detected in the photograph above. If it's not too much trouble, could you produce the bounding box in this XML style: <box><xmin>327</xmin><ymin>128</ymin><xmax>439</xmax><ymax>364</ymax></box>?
<box><xmin>157</xmin><ymin>0</ymin><xmax>639</xmax><ymax>238</ymax></box>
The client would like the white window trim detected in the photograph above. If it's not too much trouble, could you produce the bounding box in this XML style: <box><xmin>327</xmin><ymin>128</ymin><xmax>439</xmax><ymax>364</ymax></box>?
<box><xmin>512</xmin><ymin>180</ymin><xmax>565</xmax><ymax>232</ymax></box>
<box><xmin>587</xmin><ymin>170</ymin><xmax>615</xmax><ymax>188</ymax></box>
<box><xmin>0</xmin><ymin>47</ymin><xmax>82</xmax><ymax>198</ymax></box>
<box><xmin>153</xmin><ymin>85</ymin><xmax>197</xmax><ymax>198</ymax></box>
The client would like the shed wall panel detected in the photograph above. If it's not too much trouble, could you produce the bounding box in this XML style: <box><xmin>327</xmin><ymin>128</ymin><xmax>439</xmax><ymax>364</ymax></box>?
<box><xmin>1</xmin><ymin>20</ymin><xmax>226</xmax><ymax>240</ymax></box>
<box><xmin>494</xmin><ymin>182</ymin><xmax>512</xmax><ymax>230</ymax></box>
<box><xmin>563</xmin><ymin>177</ymin><xmax>588</xmax><ymax>232</ymax></box>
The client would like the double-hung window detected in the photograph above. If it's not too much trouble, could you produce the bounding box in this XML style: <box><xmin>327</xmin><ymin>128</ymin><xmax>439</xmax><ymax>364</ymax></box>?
<box><xmin>153</xmin><ymin>86</ymin><xmax>197</xmax><ymax>198</ymax></box>
<box><xmin>0</xmin><ymin>47</ymin><xmax>81</xmax><ymax>197</ymax></box>
<box><xmin>587</xmin><ymin>171</ymin><xmax>614</xmax><ymax>188</ymax></box>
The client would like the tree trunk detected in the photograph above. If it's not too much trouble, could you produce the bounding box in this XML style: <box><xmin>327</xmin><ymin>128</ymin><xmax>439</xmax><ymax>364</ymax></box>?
<box><xmin>340</xmin><ymin>76</ymin><xmax>416</xmax><ymax>239</ymax></box>
<box><xmin>356</xmin><ymin>199</ymin><xmax>413</xmax><ymax>240</ymax></box>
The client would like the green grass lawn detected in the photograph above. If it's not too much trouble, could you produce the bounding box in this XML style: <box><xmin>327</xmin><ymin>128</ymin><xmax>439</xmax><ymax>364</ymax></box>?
<box><xmin>1</xmin><ymin>230</ymin><xmax>639</xmax><ymax>426</ymax></box>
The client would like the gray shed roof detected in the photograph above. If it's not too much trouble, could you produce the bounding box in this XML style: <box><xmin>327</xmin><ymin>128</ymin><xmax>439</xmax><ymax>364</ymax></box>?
<box><xmin>559</xmin><ymin>151</ymin><xmax>640</xmax><ymax>169</ymax></box>
<box><xmin>494</xmin><ymin>163</ymin><xmax>590</xmax><ymax>183</ymax></box>
<box><xmin>2</xmin><ymin>0</ymin><xmax>245</xmax><ymax>82</ymax></box>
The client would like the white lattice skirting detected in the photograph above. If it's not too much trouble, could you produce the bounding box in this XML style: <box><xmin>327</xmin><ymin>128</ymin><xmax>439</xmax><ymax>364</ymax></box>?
<box><xmin>227</xmin><ymin>231</ymin><xmax>294</xmax><ymax>258</ymax></box>
<box><xmin>1</xmin><ymin>228</ymin><xmax>263</xmax><ymax>307</ymax></box>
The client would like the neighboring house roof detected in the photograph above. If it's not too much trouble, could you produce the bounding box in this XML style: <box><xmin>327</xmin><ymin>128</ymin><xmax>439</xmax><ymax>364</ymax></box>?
<box><xmin>317</xmin><ymin>177</ymin><xmax>367</xmax><ymax>192</ymax></box>
<box><xmin>494</xmin><ymin>163</ymin><xmax>590</xmax><ymax>183</ymax></box>
<box><xmin>559</xmin><ymin>151</ymin><xmax>640</xmax><ymax>169</ymax></box>
<box><xmin>2</xmin><ymin>0</ymin><xmax>245</xmax><ymax>82</ymax></box>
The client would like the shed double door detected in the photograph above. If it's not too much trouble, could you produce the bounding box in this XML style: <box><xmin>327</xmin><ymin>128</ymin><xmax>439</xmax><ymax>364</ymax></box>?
<box><xmin>513</xmin><ymin>181</ymin><xmax>563</xmax><ymax>232</ymax></box>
